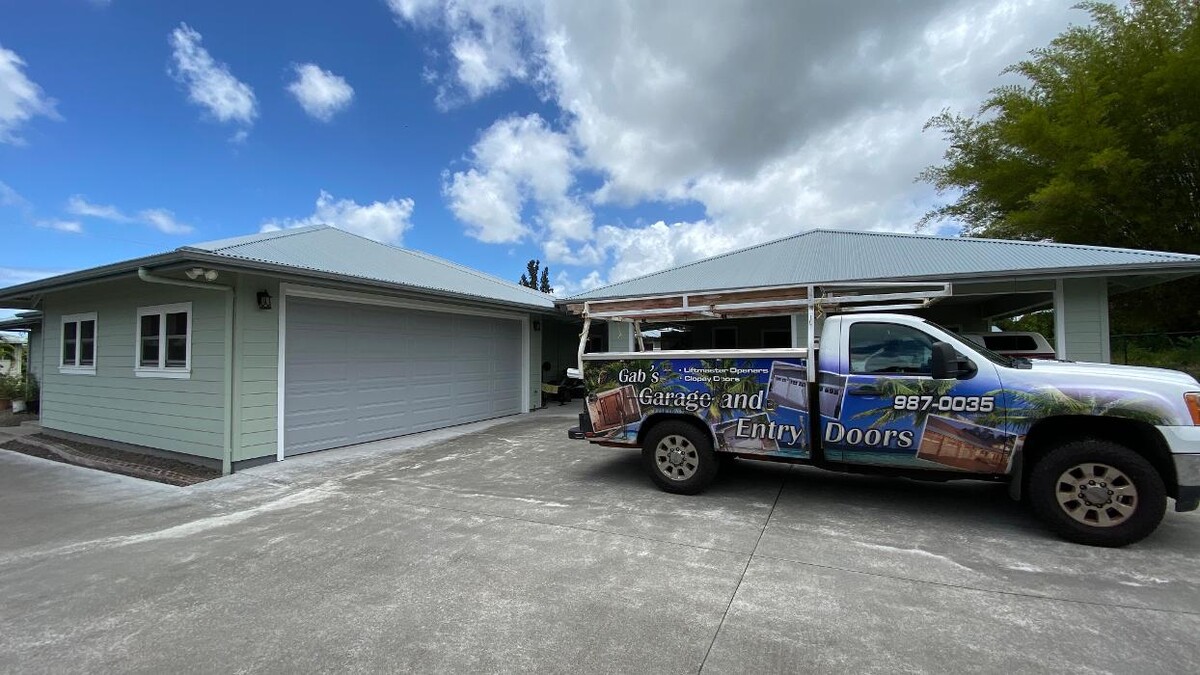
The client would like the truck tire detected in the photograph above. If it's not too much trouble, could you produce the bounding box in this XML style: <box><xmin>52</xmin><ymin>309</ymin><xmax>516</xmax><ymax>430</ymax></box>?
<box><xmin>1028</xmin><ymin>440</ymin><xmax>1166</xmax><ymax>547</ymax></box>
<box><xmin>642</xmin><ymin>421</ymin><xmax>719</xmax><ymax>495</ymax></box>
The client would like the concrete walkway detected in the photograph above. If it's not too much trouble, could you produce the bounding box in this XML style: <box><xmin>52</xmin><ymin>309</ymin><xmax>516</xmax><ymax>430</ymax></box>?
<box><xmin>1</xmin><ymin>406</ymin><xmax>1198</xmax><ymax>673</ymax></box>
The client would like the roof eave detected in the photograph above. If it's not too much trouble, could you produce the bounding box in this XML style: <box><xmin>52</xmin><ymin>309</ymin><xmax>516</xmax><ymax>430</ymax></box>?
<box><xmin>0</xmin><ymin>251</ymin><xmax>190</xmax><ymax>307</ymax></box>
<box><xmin>0</xmin><ymin>249</ymin><xmax>555</xmax><ymax>313</ymax></box>
<box><xmin>183</xmin><ymin>252</ymin><xmax>558</xmax><ymax>312</ymax></box>
<box><xmin>559</xmin><ymin>261</ymin><xmax>1200</xmax><ymax>304</ymax></box>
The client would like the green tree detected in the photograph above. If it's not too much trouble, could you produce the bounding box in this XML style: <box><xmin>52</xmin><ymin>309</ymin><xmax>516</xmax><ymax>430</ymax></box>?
<box><xmin>976</xmin><ymin>385</ymin><xmax>1171</xmax><ymax>432</ymax></box>
<box><xmin>539</xmin><ymin>266</ymin><xmax>552</xmax><ymax>293</ymax></box>
<box><xmin>920</xmin><ymin>0</ymin><xmax>1200</xmax><ymax>331</ymax></box>
<box><xmin>995</xmin><ymin>310</ymin><xmax>1055</xmax><ymax>342</ymax></box>
<box><xmin>519</xmin><ymin>259</ymin><xmax>540</xmax><ymax>289</ymax></box>
<box><xmin>850</xmin><ymin>378</ymin><xmax>958</xmax><ymax>429</ymax></box>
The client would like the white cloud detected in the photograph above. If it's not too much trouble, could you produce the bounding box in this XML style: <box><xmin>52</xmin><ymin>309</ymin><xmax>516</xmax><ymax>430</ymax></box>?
<box><xmin>168</xmin><ymin>23</ymin><xmax>257</xmax><ymax>127</ymax></box>
<box><xmin>389</xmin><ymin>0</ymin><xmax>535</xmax><ymax>106</ymax></box>
<box><xmin>0</xmin><ymin>44</ymin><xmax>58</xmax><ymax>145</ymax></box>
<box><xmin>287</xmin><ymin>63</ymin><xmax>354</xmax><ymax>122</ymax></box>
<box><xmin>0</xmin><ymin>181</ymin><xmax>31</xmax><ymax>212</ymax></box>
<box><xmin>138</xmin><ymin>208</ymin><xmax>193</xmax><ymax>235</ymax></box>
<box><xmin>445</xmin><ymin>113</ymin><xmax>593</xmax><ymax>259</ymax></box>
<box><xmin>397</xmin><ymin>0</ymin><xmax>1085</xmax><ymax>291</ymax></box>
<box><xmin>66</xmin><ymin>195</ymin><xmax>134</xmax><ymax>223</ymax></box>
<box><xmin>551</xmin><ymin>268</ymin><xmax>604</xmax><ymax>297</ymax></box>
<box><xmin>261</xmin><ymin>190</ymin><xmax>416</xmax><ymax>245</ymax></box>
<box><xmin>66</xmin><ymin>195</ymin><xmax>193</xmax><ymax>234</ymax></box>
<box><xmin>36</xmin><ymin>219</ymin><xmax>83</xmax><ymax>234</ymax></box>
<box><xmin>0</xmin><ymin>266</ymin><xmax>59</xmax><ymax>287</ymax></box>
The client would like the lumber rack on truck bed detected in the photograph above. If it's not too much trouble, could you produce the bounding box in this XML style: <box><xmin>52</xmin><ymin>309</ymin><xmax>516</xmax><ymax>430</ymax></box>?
<box><xmin>564</xmin><ymin>281</ymin><xmax>953</xmax><ymax>381</ymax></box>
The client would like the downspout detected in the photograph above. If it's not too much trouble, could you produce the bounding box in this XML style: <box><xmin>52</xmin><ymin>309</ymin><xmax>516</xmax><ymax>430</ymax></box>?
<box><xmin>138</xmin><ymin>268</ymin><xmax>236</xmax><ymax>476</ymax></box>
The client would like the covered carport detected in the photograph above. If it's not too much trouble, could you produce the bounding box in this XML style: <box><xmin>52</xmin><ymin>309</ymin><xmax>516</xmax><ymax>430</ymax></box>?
<box><xmin>563</xmin><ymin>229</ymin><xmax>1200</xmax><ymax>363</ymax></box>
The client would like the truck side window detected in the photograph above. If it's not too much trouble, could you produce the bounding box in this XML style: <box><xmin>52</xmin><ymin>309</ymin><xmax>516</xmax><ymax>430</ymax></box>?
<box><xmin>849</xmin><ymin>323</ymin><xmax>935</xmax><ymax>376</ymax></box>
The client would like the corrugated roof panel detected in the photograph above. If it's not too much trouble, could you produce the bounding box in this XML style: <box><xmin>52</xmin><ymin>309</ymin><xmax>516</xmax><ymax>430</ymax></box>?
<box><xmin>569</xmin><ymin>229</ymin><xmax>1200</xmax><ymax>300</ymax></box>
<box><xmin>188</xmin><ymin>226</ymin><xmax>555</xmax><ymax>310</ymax></box>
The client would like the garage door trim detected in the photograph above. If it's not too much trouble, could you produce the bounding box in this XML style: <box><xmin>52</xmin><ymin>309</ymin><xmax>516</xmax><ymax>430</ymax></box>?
<box><xmin>276</xmin><ymin>282</ymin><xmax>531</xmax><ymax>460</ymax></box>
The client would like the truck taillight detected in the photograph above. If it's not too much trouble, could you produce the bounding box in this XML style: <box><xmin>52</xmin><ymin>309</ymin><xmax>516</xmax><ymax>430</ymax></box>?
<box><xmin>1186</xmin><ymin>393</ymin><xmax>1200</xmax><ymax>425</ymax></box>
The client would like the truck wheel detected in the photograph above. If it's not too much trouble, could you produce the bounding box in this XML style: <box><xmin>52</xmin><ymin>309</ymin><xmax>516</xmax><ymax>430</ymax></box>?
<box><xmin>642</xmin><ymin>421</ymin><xmax>719</xmax><ymax>495</ymax></box>
<box><xmin>1028</xmin><ymin>440</ymin><xmax>1166</xmax><ymax>547</ymax></box>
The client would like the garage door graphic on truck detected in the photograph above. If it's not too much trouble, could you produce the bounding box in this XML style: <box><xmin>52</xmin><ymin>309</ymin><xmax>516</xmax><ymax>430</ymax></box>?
<box><xmin>582</xmin><ymin>357</ymin><xmax>812</xmax><ymax>459</ymax></box>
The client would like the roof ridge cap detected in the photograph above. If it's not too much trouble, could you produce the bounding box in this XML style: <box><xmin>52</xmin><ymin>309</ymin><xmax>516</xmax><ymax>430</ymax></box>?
<box><xmin>182</xmin><ymin>224</ymin><xmax>331</xmax><ymax>252</ymax></box>
<box><xmin>819</xmin><ymin>228</ymin><xmax>1199</xmax><ymax>259</ymax></box>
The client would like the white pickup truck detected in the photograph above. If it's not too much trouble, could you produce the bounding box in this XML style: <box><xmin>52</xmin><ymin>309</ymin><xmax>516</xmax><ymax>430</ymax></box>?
<box><xmin>567</xmin><ymin>305</ymin><xmax>1200</xmax><ymax>547</ymax></box>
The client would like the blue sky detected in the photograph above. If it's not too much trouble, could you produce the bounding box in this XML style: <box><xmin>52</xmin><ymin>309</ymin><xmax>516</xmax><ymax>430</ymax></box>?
<box><xmin>1</xmin><ymin>0</ymin><xmax>1095</xmax><ymax>303</ymax></box>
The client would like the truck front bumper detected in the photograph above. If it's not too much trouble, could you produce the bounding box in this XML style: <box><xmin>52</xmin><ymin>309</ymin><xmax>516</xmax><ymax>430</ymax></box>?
<box><xmin>1157</xmin><ymin>426</ymin><xmax>1200</xmax><ymax>512</ymax></box>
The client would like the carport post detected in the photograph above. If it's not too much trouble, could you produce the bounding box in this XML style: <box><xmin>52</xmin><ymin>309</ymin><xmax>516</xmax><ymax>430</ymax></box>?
<box><xmin>806</xmin><ymin>285</ymin><xmax>816</xmax><ymax>383</ymax></box>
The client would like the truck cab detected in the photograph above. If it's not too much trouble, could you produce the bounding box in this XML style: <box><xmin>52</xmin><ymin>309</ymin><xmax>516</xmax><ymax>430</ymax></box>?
<box><xmin>567</xmin><ymin>290</ymin><xmax>1200</xmax><ymax>548</ymax></box>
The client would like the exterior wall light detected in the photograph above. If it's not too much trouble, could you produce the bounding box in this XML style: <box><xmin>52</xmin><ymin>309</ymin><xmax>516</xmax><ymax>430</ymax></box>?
<box><xmin>256</xmin><ymin>291</ymin><xmax>273</xmax><ymax>310</ymax></box>
<box><xmin>185</xmin><ymin>267</ymin><xmax>220</xmax><ymax>281</ymax></box>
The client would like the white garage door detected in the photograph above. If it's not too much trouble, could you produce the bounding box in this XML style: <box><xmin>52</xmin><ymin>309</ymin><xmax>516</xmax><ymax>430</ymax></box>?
<box><xmin>284</xmin><ymin>296</ymin><xmax>523</xmax><ymax>456</ymax></box>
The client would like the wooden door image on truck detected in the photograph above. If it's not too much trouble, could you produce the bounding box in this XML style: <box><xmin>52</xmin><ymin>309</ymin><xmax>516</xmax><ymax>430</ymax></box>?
<box><xmin>587</xmin><ymin>385</ymin><xmax>643</xmax><ymax>433</ymax></box>
<box><xmin>916</xmin><ymin>415</ymin><xmax>1015</xmax><ymax>473</ymax></box>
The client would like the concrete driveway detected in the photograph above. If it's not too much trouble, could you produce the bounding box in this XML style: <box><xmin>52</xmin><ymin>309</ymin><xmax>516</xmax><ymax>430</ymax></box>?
<box><xmin>2</xmin><ymin>405</ymin><xmax>1199</xmax><ymax>673</ymax></box>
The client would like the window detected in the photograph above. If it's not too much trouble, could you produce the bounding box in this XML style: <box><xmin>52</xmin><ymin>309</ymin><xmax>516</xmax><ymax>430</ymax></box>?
<box><xmin>849</xmin><ymin>322</ymin><xmax>935</xmax><ymax>376</ymax></box>
<box><xmin>713</xmin><ymin>326</ymin><xmax>738</xmax><ymax>349</ymax></box>
<box><xmin>136</xmin><ymin>303</ymin><xmax>191</xmax><ymax>378</ymax></box>
<box><xmin>60</xmin><ymin>313</ymin><xmax>97</xmax><ymax>374</ymax></box>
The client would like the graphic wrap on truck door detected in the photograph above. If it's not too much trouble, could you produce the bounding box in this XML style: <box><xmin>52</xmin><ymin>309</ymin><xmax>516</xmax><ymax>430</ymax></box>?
<box><xmin>823</xmin><ymin>320</ymin><xmax>1013</xmax><ymax>472</ymax></box>
<box><xmin>581</xmin><ymin>357</ymin><xmax>812</xmax><ymax>459</ymax></box>
<box><xmin>821</xmin><ymin>320</ymin><xmax>1188</xmax><ymax>473</ymax></box>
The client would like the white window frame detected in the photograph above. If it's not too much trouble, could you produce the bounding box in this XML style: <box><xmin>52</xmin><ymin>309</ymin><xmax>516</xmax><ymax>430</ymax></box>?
<box><xmin>135</xmin><ymin>302</ymin><xmax>192</xmax><ymax>379</ymax></box>
<box><xmin>59</xmin><ymin>312</ymin><xmax>97</xmax><ymax>375</ymax></box>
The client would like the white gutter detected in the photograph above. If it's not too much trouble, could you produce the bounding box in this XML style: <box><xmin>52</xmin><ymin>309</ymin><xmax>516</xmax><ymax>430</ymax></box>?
<box><xmin>138</xmin><ymin>267</ymin><xmax>237</xmax><ymax>476</ymax></box>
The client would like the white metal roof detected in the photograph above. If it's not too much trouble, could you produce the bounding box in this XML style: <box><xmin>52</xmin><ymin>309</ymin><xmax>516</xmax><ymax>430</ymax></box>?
<box><xmin>185</xmin><ymin>226</ymin><xmax>556</xmax><ymax>310</ymax></box>
<box><xmin>568</xmin><ymin>228</ymin><xmax>1200</xmax><ymax>301</ymax></box>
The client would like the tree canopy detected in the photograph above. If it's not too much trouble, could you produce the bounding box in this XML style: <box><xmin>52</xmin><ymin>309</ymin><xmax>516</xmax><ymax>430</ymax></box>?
<box><xmin>921</xmin><ymin>0</ymin><xmax>1200</xmax><ymax>330</ymax></box>
<box><xmin>519</xmin><ymin>259</ymin><xmax>553</xmax><ymax>293</ymax></box>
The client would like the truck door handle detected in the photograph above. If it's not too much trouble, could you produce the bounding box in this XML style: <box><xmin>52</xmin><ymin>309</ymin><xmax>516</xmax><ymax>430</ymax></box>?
<box><xmin>849</xmin><ymin>385</ymin><xmax>881</xmax><ymax>396</ymax></box>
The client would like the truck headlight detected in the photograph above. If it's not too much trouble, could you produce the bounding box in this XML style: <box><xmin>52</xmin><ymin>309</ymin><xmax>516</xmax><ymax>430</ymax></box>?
<box><xmin>1187</xmin><ymin>393</ymin><xmax>1200</xmax><ymax>425</ymax></box>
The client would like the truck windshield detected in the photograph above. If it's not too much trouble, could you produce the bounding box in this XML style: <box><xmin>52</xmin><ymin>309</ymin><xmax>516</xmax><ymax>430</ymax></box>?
<box><xmin>925</xmin><ymin>321</ymin><xmax>1018</xmax><ymax>368</ymax></box>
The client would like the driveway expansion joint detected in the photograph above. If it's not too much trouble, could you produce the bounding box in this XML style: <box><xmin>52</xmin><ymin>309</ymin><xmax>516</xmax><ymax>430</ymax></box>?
<box><xmin>698</xmin><ymin>466</ymin><xmax>791</xmax><ymax>674</ymax></box>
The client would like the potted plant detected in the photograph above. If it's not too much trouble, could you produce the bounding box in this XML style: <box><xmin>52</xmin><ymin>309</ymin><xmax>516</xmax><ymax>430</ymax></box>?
<box><xmin>20</xmin><ymin>373</ymin><xmax>38</xmax><ymax>415</ymax></box>
<box><xmin>11</xmin><ymin>374</ymin><xmax>35</xmax><ymax>414</ymax></box>
<box><xmin>0</xmin><ymin>374</ymin><xmax>16</xmax><ymax>413</ymax></box>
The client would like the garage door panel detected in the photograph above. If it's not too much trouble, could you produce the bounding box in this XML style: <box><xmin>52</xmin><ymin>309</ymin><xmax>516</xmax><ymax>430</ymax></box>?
<box><xmin>284</xmin><ymin>297</ymin><xmax>523</xmax><ymax>456</ymax></box>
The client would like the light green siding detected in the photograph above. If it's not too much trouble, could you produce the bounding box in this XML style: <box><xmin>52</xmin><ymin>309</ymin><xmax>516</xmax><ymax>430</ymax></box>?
<box><xmin>608</xmin><ymin>321</ymin><xmax>634</xmax><ymax>351</ymax></box>
<box><xmin>28</xmin><ymin>324</ymin><xmax>41</xmax><ymax>381</ymax></box>
<box><xmin>529</xmin><ymin>316</ymin><xmax>542</xmax><ymax>409</ymax></box>
<box><xmin>1057</xmin><ymin>277</ymin><xmax>1110</xmax><ymax>363</ymax></box>
<box><xmin>233</xmin><ymin>274</ymin><xmax>279</xmax><ymax>462</ymax></box>
<box><xmin>39</xmin><ymin>277</ymin><xmax>229</xmax><ymax>459</ymax></box>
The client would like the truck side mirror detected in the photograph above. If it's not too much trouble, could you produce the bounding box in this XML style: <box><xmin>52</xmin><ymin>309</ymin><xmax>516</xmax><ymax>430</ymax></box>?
<box><xmin>931</xmin><ymin>342</ymin><xmax>957</xmax><ymax>379</ymax></box>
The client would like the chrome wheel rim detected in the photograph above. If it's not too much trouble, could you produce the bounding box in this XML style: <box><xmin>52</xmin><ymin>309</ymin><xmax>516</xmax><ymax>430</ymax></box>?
<box><xmin>655</xmin><ymin>435</ymin><xmax>699</xmax><ymax>481</ymax></box>
<box><xmin>1055</xmin><ymin>463</ymin><xmax>1138</xmax><ymax>528</ymax></box>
